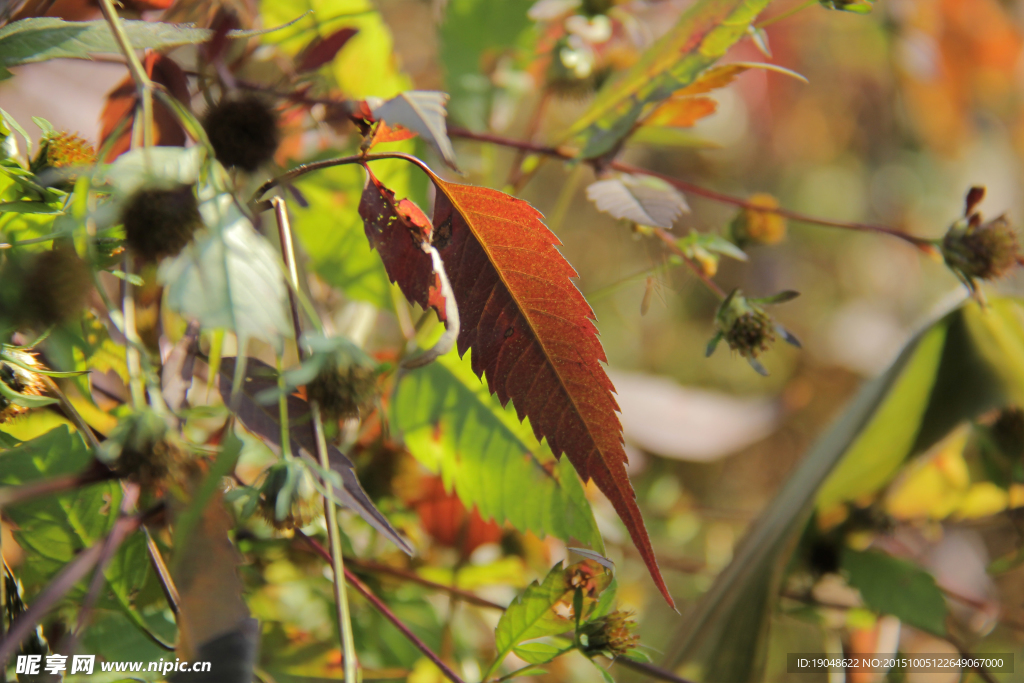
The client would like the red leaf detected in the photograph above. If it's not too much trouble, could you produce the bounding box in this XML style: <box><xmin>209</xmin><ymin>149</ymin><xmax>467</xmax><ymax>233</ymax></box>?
<box><xmin>202</xmin><ymin>9</ymin><xmax>239</xmax><ymax>64</ymax></box>
<box><xmin>358</xmin><ymin>169</ymin><xmax>447</xmax><ymax>322</ymax></box>
<box><xmin>297</xmin><ymin>27</ymin><xmax>359</xmax><ymax>73</ymax></box>
<box><xmin>362</xmin><ymin>174</ymin><xmax>673</xmax><ymax>607</ymax></box>
<box><xmin>98</xmin><ymin>52</ymin><xmax>191</xmax><ymax>161</ymax></box>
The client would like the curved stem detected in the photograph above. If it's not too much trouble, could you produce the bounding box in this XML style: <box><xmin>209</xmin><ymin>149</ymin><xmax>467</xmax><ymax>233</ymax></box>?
<box><xmin>96</xmin><ymin>0</ymin><xmax>153</xmax><ymax>148</ymax></box>
<box><xmin>254</xmin><ymin>152</ymin><xmax>435</xmax><ymax>206</ymax></box>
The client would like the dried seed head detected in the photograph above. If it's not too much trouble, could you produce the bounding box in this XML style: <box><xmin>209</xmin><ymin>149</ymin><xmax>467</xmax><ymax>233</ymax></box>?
<box><xmin>306</xmin><ymin>361</ymin><xmax>379</xmax><ymax>422</ymax></box>
<box><xmin>578</xmin><ymin>610</ymin><xmax>641</xmax><ymax>658</ymax></box>
<box><xmin>942</xmin><ymin>214</ymin><xmax>1020</xmax><ymax>284</ymax></box>
<box><xmin>100</xmin><ymin>409</ymin><xmax>177</xmax><ymax>488</ymax></box>
<box><xmin>256</xmin><ymin>460</ymin><xmax>323</xmax><ymax>530</ymax></box>
<box><xmin>0</xmin><ymin>348</ymin><xmax>46</xmax><ymax>423</ymax></box>
<box><xmin>991</xmin><ymin>407</ymin><xmax>1024</xmax><ymax>461</ymax></box>
<box><xmin>729</xmin><ymin>193</ymin><xmax>786</xmax><ymax>246</ymax></box>
<box><xmin>18</xmin><ymin>247</ymin><xmax>91</xmax><ymax>327</ymax></box>
<box><xmin>202</xmin><ymin>95</ymin><xmax>280</xmax><ymax>172</ymax></box>
<box><xmin>121</xmin><ymin>185</ymin><xmax>203</xmax><ymax>261</ymax></box>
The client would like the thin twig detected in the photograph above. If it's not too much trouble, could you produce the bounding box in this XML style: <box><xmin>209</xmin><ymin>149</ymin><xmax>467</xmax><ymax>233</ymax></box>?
<box><xmin>346</xmin><ymin>558</ymin><xmax>505</xmax><ymax>610</ymax></box>
<box><xmin>615</xmin><ymin>658</ymin><xmax>700</xmax><ymax>683</ymax></box>
<box><xmin>296</xmin><ymin>531</ymin><xmax>467</xmax><ymax>683</ymax></box>
<box><xmin>653</xmin><ymin>227</ymin><xmax>726</xmax><ymax>298</ymax></box>
<box><xmin>0</xmin><ymin>466</ymin><xmax>119</xmax><ymax>508</ymax></box>
<box><xmin>445</xmin><ymin>126</ymin><xmax>935</xmax><ymax>252</ymax></box>
<box><xmin>144</xmin><ymin>527</ymin><xmax>180</xmax><ymax>616</ymax></box>
<box><xmin>272</xmin><ymin>197</ymin><xmax>358</xmax><ymax>683</ymax></box>
<box><xmin>41</xmin><ymin>376</ymin><xmax>101</xmax><ymax>450</ymax></box>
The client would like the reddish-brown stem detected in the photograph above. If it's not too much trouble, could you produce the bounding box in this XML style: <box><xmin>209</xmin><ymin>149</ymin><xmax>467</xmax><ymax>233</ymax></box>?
<box><xmin>296</xmin><ymin>532</ymin><xmax>467</xmax><ymax>683</ymax></box>
<box><xmin>346</xmin><ymin>558</ymin><xmax>505</xmax><ymax>610</ymax></box>
<box><xmin>445</xmin><ymin>127</ymin><xmax>936</xmax><ymax>252</ymax></box>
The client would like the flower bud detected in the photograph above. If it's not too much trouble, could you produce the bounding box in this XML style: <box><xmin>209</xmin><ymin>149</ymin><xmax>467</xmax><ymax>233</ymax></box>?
<box><xmin>7</xmin><ymin>246</ymin><xmax>92</xmax><ymax>328</ymax></box>
<box><xmin>577</xmin><ymin>610</ymin><xmax>640</xmax><ymax>658</ymax></box>
<box><xmin>729</xmin><ymin>193</ymin><xmax>786</xmax><ymax>246</ymax></box>
<box><xmin>706</xmin><ymin>289</ymin><xmax>801</xmax><ymax>376</ymax></box>
<box><xmin>30</xmin><ymin>131</ymin><xmax>96</xmax><ymax>182</ymax></box>
<box><xmin>0</xmin><ymin>348</ymin><xmax>46</xmax><ymax>423</ymax></box>
<box><xmin>100</xmin><ymin>409</ymin><xmax>178</xmax><ymax>488</ymax></box>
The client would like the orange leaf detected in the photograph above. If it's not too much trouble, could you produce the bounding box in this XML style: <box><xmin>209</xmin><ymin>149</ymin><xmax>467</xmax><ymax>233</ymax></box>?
<box><xmin>645</xmin><ymin>96</ymin><xmax>717</xmax><ymax>128</ymax></box>
<box><xmin>361</xmin><ymin>174</ymin><xmax>674</xmax><ymax>607</ymax></box>
<box><xmin>99</xmin><ymin>52</ymin><xmax>191</xmax><ymax>161</ymax></box>
<box><xmin>675</xmin><ymin>63</ymin><xmax>751</xmax><ymax>97</ymax></box>
<box><xmin>372</xmin><ymin>121</ymin><xmax>418</xmax><ymax>145</ymax></box>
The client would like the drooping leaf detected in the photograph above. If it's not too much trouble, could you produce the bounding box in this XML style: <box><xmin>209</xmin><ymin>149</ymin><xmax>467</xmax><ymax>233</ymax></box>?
<box><xmin>290</xmin><ymin>152</ymin><xmax>423</xmax><ymax>310</ymax></box>
<box><xmin>664</xmin><ymin>297</ymin><xmax>1024</xmax><ymax>682</ymax></box>
<box><xmin>586</xmin><ymin>174</ymin><xmax>689</xmax><ymax>228</ymax></box>
<box><xmin>564</xmin><ymin>0</ymin><xmax>774</xmax><ymax>158</ymax></box>
<box><xmin>392</xmin><ymin>347</ymin><xmax>604</xmax><ymax>551</ymax></box>
<box><xmin>215</xmin><ymin>356</ymin><xmax>413</xmax><ymax>555</ymax></box>
<box><xmin>842</xmin><ymin>549</ymin><xmax>948</xmax><ymax>636</ymax></box>
<box><xmin>359</xmin><ymin>168</ymin><xmax>446</xmax><ymax>320</ymax></box>
<box><xmin>296</xmin><ymin>27</ymin><xmax>358</xmax><ymax>72</ymax></box>
<box><xmin>370</xmin><ymin>91</ymin><xmax>458</xmax><ymax>170</ymax></box>
<box><xmin>364</xmin><ymin>173</ymin><xmax>672</xmax><ymax>606</ymax></box>
<box><xmin>159</xmin><ymin>193</ymin><xmax>292</xmax><ymax>352</ymax></box>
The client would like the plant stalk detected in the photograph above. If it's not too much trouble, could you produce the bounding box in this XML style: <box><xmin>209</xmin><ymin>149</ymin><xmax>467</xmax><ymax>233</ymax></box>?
<box><xmin>271</xmin><ymin>197</ymin><xmax>358</xmax><ymax>683</ymax></box>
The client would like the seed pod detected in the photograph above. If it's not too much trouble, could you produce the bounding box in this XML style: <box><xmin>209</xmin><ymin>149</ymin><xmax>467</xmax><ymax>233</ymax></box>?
<box><xmin>17</xmin><ymin>246</ymin><xmax>91</xmax><ymax>327</ymax></box>
<box><xmin>256</xmin><ymin>460</ymin><xmax>323</xmax><ymax>530</ymax></box>
<box><xmin>577</xmin><ymin>610</ymin><xmax>640</xmax><ymax>658</ymax></box>
<box><xmin>121</xmin><ymin>185</ymin><xmax>203</xmax><ymax>261</ymax></box>
<box><xmin>942</xmin><ymin>214</ymin><xmax>1020</xmax><ymax>285</ymax></box>
<box><xmin>306</xmin><ymin>361</ymin><xmax>380</xmax><ymax>422</ymax></box>
<box><xmin>0</xmin><ymin>348</ymin><xmax>46</xmax><ymax>423</ymax></box>
<box><xmin>202</xmin><ymin>94</ymin><xmax>280</xmax><ymax>172</ymax></box>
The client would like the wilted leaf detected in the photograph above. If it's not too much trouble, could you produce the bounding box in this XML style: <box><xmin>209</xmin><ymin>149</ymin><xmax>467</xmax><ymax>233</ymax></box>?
<box><xmin>565</xmin><ymin>0</ymin><xmax>774</xmax><ymax>158</ymax></box>
<box><xmin>296</xmin><ymin>27</ymin><xmax>358</xmax><ymax>72</ymax></box>
<box><xmin>586</xmin><ymin>174</ymin><xmax>689</xmax><ymax>229</ymax></box>
<box><xmin>371</xmin><ymin>173</ymin><xmax>672</xmax><ymax>606</ymax></box>
<box><xmin>215</xmin><ymin>356</ymin><xmax>413</xmax><ymax>555</ymax></box>
<box><xmin>370</xmin><ymin>91</ymin><xmax>458</xmax><ymax>170</ymax></box>
<box><xmin>158</xmin><ymin>193</ymin><xmax>292</xmax><ymax>352</ymax></box>
<box><xmin>842</xmin><ymin>549</ymin><xmax>947</xmax><ymax>636</ymax></box>
<box><xmin>392</xmin><ymin>347</ymin><xmax>604</xmax><ymax>550</ymax></box>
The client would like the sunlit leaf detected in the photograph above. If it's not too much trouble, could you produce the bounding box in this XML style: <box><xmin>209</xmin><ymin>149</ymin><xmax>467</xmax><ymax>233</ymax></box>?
<box><xmin>370</xmin><ymin>91</ymin><xmax>458</xmax><ymax>170</ymax></box>
<box><xmin>159</xmin><ymin>193</ymin><xmax>292</xmax><ymax>352</ymax></box>
<box><xmin>586</xmin><ymin>174</ymin><xmax>689</xmax><ymax>229</ymax></box>
<box><xmin>393</xmin><ymin>348</ymin><xmax>605</xmax><ymax>551</ymax></box>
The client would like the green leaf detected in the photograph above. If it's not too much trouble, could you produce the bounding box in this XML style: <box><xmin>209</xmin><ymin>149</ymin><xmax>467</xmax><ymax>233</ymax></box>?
<box><xmin>158</xmin><ymin>193</ymin><xmax>292</xmax><ymax>352</ymax></box>
<box><xmin>0</xmin><ymin>17</ymin><xmax>306</xmax><ymax>69</ymax></box>
<box><xmin>98</xmin><ymin>145</ymin><xmax>205</xmax><ymax>197</ymax></box>
<box><xmin>0</xmin><ymin>426</ymin><xmax>154</xmax><ymax>638</ymax></box>
<box><xmin>678</xmin><ymin>231</ymin><xmax>748</xmax><ymax>261</ymax></box>
<box><xmin>0</xmin><ymin>107</ymin><xmax>31</xmax><ymax>155</ymax></box>
<box><xmin>564</xmin><ymin>0</ymin><xmax>773</xmax><ymax>158</ymax></box>
<box><xmin>0</xmin><ymin>200</ymin><xmax>62</xmax><ymax>214</ymax></box>
<box><xmin>392</xmin><ymin>348</ymin><xmax>604</xmax><ymax>551</ymax></box>
<box><xmin>489</xmin><ymin>563</ymin><xmax>573</xmax><ymax>675</ymax></box>
<box><xmin>512</xmin><ymin>640</ymin><xmax>573</xmax><ymax>665</ymax></box>
<box><xmin>664</xmin><ymin>298</ymin><xmax>1024</xmax><ymax>681</ymax></box>
<box><xmin>842</xmin><ymin>549</ymin><xmax>947</xmax><ymax>636</ymax></box>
